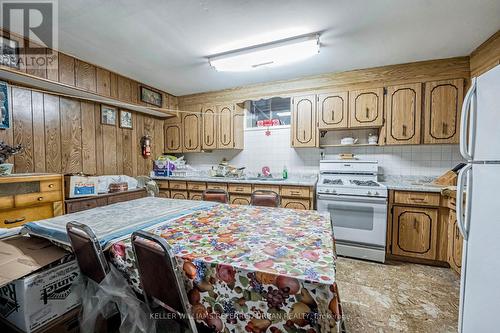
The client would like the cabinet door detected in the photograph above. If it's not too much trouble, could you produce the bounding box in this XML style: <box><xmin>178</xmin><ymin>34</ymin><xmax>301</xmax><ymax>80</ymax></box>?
<box><xmin>386</xmin><ymin>83</ymin><xmax>422</xmax><ymax>145</ymax></box>
<box><xmin>182</xmin><ymin>110</ymin><xmax>201</xmax><ymax>152</ymax></box>
<box><xmin>392</xmin><ymin>206</ymin><xmax>438</xmax><ymax>260</ymax></box>
<box><xmin>202</xmin><ymin>105</ymin><xmax>217</xmax><ymax>150</ymax></box>
<box><xmin>348</xmin><ymin>88</ymin><xmax>384</xmax><ymax>128</ymax></box>
<box><xmin>291</xmin><ymin>94</ymin><xmax>317</xmax><ymax>147</ymax></box>
<box><xmin>217</xmin><ymin>104</ymin><xmax>234</xmax><ymax>149</ymax></box>
<box><xmin>447</xmin><ymin>210</ymin><xmax>463</xmax><ymax>273</ymax></box>
<box><xmin>230</xmin><ymin>195</ymin><xmax>251</xmax><ymax>205</ymax></box>
<box><xmin>423</xmin><ymin>79</ymin><xmax>464</xmax><ymax>144</ymax></box>
<box><xmin>281</xmin><ymin>198</ymin><xmax>310</xmax><ymax>210</ymax></box>
<box><xmin>317</xmin><ymin>91</ymin><xmax>348</xmax><ymax>129</ymax></box>
<box><xmin>170</xmin><ymin>190</ymin><xmax>188</xmax><ymax>200</ymax></box>
<box><xmin>165</xmin><ymin>116</ymin><xmax>182</xmax><ymax>153</ymax></box>
<box><xmin>158</xmin><ymin>190</ymin><xmax>170</xmax><ymax>198</ymax></box>
<box><xmin>188</xmin><ymin>191</ymin><xmax>203</xmax><ymax>200</ymax></box>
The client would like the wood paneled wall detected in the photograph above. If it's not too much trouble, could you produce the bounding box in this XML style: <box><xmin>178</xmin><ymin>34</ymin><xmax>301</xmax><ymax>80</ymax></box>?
<box><xmin>179</xmin><ymin>57</ymin><xmax>470</xmax><ymax>107</ymax></box>
<box><xmin>0</xmin><ymin>86</ymin><xmax>164</xmax><ymax>176</ymax></box>
<box><xmin>470</xmin><ymin>30</ymin><xmax>500</xmax><ymax>77</ymax></box>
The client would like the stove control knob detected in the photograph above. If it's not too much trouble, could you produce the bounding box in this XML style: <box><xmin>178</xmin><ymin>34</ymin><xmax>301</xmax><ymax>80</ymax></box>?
<box><xmin>367</xmin><ymin>191</ymin><xmax>372</xmax><ymax>196</ymax></box>
<box><xmin>325</xmin><ymin>189</ymin><xmax>330</xmax><ymax>193</ymax></box>
<box><xmin>375</xmin><ymin>191</ymin><xmax>379</xmax><ymax>196</ymax></box>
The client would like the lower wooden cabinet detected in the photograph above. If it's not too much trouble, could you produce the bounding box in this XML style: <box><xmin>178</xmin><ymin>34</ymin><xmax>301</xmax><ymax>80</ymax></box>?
<box><xmin>189</xmin><ymin>191</ymin><xmax>203</xmax><ymax>200</ymax></box>
<box><xmin>170</xmin><ymin>190</ymin><xmax>188</xmax><ymax>199</ymax></box>
<box><xmin>447</xmin><ymin>209</ymin><xmax>463</xmax><ymax>274</ymax></box>
<box><xmin>65</xmin><ymin>188</ymin><xmax>147</xmax><ymax>213</ymax></box>
<box><xmin>281</xmin><ymin>198</ymin><xmax>310</xmax><ymax>210</ymax></box>
<box><xmin>391</xmin><ymin>206</ymin><xmax>438</xmax><ymax>260</ymax></box>
<box><xmin>230</xmin><ymin>195</ymin><xmax>251</xmax><ymax>205</ymax></box>
<box><xmin>158</xmin><ymin>190</ymin><xmax>170</xmax><ymax>198</ymax></box>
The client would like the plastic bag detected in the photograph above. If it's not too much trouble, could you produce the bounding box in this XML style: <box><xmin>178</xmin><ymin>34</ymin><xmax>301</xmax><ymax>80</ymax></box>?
<box><xmin>73</xmin><ymin>265</ymin><xmax>156</xmax><ymax>333</ymax></box>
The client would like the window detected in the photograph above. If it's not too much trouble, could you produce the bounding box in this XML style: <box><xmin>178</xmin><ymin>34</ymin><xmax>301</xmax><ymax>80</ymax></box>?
<box><xmin>245</xmin><ymin>97</ymin><xmax>291</xmax><ymax>128</ymax></box>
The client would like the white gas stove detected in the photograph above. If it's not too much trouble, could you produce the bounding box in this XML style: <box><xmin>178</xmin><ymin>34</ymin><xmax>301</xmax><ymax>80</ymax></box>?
<box><xmin>316</xmin><ymin>160</ymin><xmax>387</xmax><ymax>262</ymax></box>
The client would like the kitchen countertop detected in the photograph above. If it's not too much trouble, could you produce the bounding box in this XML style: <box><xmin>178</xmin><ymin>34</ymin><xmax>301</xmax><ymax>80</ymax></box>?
<box><xmin>379</xmin><ymin>175</ymin><xmax>449</xmax><ymax>193</ymax></box>
<box><xmin>152</xmin><ymin>175</ymin><xmax>318</xmax><ymax>187</ymax></box>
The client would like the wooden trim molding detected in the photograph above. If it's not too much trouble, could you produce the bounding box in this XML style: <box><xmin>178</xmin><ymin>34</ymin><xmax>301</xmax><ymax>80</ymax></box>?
<box><xmin>470</xmin><ymin>30</ymin><xmax>500</xmax><ymax>77</ymax></box>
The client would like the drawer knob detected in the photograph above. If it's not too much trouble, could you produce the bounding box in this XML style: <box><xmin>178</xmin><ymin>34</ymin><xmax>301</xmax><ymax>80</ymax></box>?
<box><xmin>48</xmin><ymin>184</ymin><xmax>54</xmax><ymax>188</ymax></box>
<box><xmin>37</xmin><ymin>197</ymin><xmax>43</xmax><ymax>201</ymax></box>
<box><xmin>5</xmin><ymin>217</ymin><xmax>26</xmax><ymax>224</ymax></box>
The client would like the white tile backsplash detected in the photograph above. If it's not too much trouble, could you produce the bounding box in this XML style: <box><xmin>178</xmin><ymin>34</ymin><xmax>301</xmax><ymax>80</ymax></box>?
<box><xmin>182</xmin><ymin>127</ymin><xmax>464</xmax><ymax>177</ymax></box>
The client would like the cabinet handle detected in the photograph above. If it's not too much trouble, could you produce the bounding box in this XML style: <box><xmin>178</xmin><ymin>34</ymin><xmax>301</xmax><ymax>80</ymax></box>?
<box><xmin>402</xmin><ymin>125</ymin><xmax>407</xmax><ymax>137</ymax></box>
<box><xmin>303</xmin><ymin>130</ymin><xmax>306</xmax><ymax>140</ymax></box>
<box><xmin>170</xmin><ymin>140</ymin><xmax>174</xmax><ymax>147</ymax></box>
<box><xmin>4</xmin><ymin>217</ymin><xmax>25</xmax><ymax>224</ymax></box>
<box><xmin>413</xmin><ymin>218</ymin><xmax>418</xmax><ymax>229</ymax></box>
<box><xmin>290</xmin><ymin>191</ymin><xmax>301</xmax><ymax>195</ymax></box>
<box><xmin>366</xmin><ymin>107</ymin><xmax>369</xmax><ymax>119</ymax></box>
<box><xmin>189</xmin><ymin>139</ymin><xmax>192</xmax><ymax>147</ymax></box>
<box><xmin>409</xmin><ymin>197</ymin><xmax>425</xmax><ymax>201</ymax></box>
<box><xmin>442</xmin><ymin>122</ymin><xmax>448</xmax><ymax>134</ymax></box>
<box><xmin>224</xmin><ymin>134</ymin><xmax>226</xmax><ymax>142</ymax></box>
<box><xmin>331</xmin><ymin>109</ymin><xmax>334</xmax><ymax>121</ymax></box>
<box><xmin>48</xmin><ymin>184</ymin><xmax>54</xmax><ymax>188</ymax></box>
<box><xmin>37</xmin><ymin>196</ymin><xmax>43</xmax><ymax>201</ymax></box>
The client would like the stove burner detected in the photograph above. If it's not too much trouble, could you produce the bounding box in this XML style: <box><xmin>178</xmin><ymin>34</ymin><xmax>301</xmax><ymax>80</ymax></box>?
<box><xmin>350</xmin><ymin>180</ymin><xmax>380</xmax><ymax>187</ymax></box>
<box><xmin>324</xmin><ymin>179</ymin><xmax>343</xmax><ymax>185</ymax></box>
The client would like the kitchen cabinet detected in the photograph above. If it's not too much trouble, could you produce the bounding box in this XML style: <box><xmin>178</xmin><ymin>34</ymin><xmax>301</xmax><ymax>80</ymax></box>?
<box><xmin>230</xmin><ymin>195</ymin><xmax>251</xmax><ymax>205</ymax></box>
<box><xmin>202</xmin><ymin>105</ymin><xmax>217</xmax><ymax>150</ymax></box>
<box><xmin>391</xmin><ymin>206</ymin><xmax>438</xmax><ymax>260</ymax></box>
<box><xmin>291</xmin><ymin>94</ymin><xmax>317</xmax><ymax>147</ymax></box>
<box><xmin>182</xmin><ymin>109</ymin><xmax>202</xmax><ymax>152</ymax></box>
<box><xmin>281</xmin><ymin>198</ymin><xmax>310</xmax><ymax>210</ymax></box>
<box><xmin>317</xmin><ymin>91</ymin><xmax>348</xmax><ymax>129</ymax></box>
<box><xmin>188</xmin><ymin>191</ymin><xmax>203</xmax><ymax>200</ymax></box>
<box><xmin>348</xmin><ymin>88</ymin><xmax>384</xmax><ymax>128</ymax></box>
<box><xmin>217</xmin><ymin>103</ymin><xmax>244</xmax><ymax>149</ymax></box>
<box><xmin>447</xmin><ymin>209</ymin><xmax>463</xmax><ymax>274</ymax></box>
<box><xmin>385</xmin><ymin>83</ymin><xmax>422</xmax><ymax>145</ymax></box>
<box><xmin>423</xmin><ymin>79</ymin><xmax>464</xmax><ymax>144</ymax></box>
<box><xmin>165</xmin><ymin>114</ymin><xmax>183</xmax><ymax>153</ymax></box>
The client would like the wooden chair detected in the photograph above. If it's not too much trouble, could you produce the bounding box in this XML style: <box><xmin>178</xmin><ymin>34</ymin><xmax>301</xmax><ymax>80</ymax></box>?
<box><xmin>250</xmin><ymin>190</ymin><xmax>281</xmax><ymax>207</ymax></box>
<box><xmin>131</xmin><ymin>230</ymin><xmax>198</xmax><ymax>333</ymax></box>
<box><xmin>202</xmin><ymin>189</ymin><xmax>229</xmax><ymax>203</ymax></box>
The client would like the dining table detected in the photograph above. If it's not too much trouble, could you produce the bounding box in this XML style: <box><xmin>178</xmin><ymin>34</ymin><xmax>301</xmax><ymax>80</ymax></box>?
<box><xmin>22</xmin><ymin>197</ymin><xmax>344</xmax><ymax>333</ymax></box>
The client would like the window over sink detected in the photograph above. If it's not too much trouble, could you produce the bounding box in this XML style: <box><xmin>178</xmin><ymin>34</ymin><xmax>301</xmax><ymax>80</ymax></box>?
<box><xmin>245</xmin><ymin>97</ymin><xmax>291</xmax><ymax>128</ymax></box>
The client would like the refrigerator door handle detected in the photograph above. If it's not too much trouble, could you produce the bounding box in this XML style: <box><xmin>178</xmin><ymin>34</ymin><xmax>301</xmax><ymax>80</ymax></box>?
<box><xmin>459</xmin><ymin>78</ymin><xmax>477</xmax><ymax>161</ymax></box>
<box><xmin>456</xmin><ymin>164</ymin><xmax>472</xmax><ymax>241</ymax></box>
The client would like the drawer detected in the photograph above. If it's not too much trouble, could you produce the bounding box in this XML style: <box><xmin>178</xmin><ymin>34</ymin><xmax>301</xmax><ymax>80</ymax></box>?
<box><xmin>0</xmin><ymin>204</ymin><xmax>53</xmax><ymax>228</ymax></box>
<box><xmin>281</xmin><ymin>198</ymin><xmax>311</xmax><ymax>210</ymax></box>
<box><xmin>108</xmin><ymin>191</ymin><xmax>146</xmax><ymax>204</ymax></box>
<box><xmin>228</xmin><ymin>183</ymin><xmax>252</xmax><ymax>194</ymax></box>
<box><xmin>157</xmin><ymin>181</ymin><xmax>169</xmax><ymax>189</ymax></box>
<box><xmin>187</xmin><ymin>182</ymin><xmax>207</xmax><ymax>191</ymax></box>
<box><xmin>0</xmin><ymin>196</ymin><xmax>14</xmax><ymax>210</ymax></box>
<box><xmin>281</xmin><ymin>186</ymin><xmax>310</xmax><ymax>198</ymax></box>
<box><xmin>15</xmin><ymin>191</ymin><xmax>62</xmax><ymax>208</ymax></box>
<box><xmin>230</xmin><ymin>194</ymin><xmax>251</xmax><ymax>205</ymax></box>
<box><xmin>169</xmin><ymin>181</ymin><xmax>187</xmax><ymax>190</ymax></box>
<box><xmin>40</xmin><ymin>179</ymin><xmax>62</xmax><ymax>192</ymax></box>
<box><xmin>66</xmin><ymin>199</ymin><xmax>99</xmax><ymax>214</ymax></box>
<box><xmin>188</xmin><ymin>191</ymin><xmax>203</xmax><ymax>200</ymax></box>
<box><xmin>253</xmin><ymin>184</ymin><xmax>280</xmax><ymax>194</ymax></box>
<box><xmin>394</xmin><ymin>191</ymin><xmax>440</xmax><ymax>207</ymax></box>
<box><xmin>206</xmin><ymin>183</ymin><xmax>228</xmax><ymax>191</ymax></box>
<box><xmin>170</xmin><ymin>190</ymin><xmax>188</xmax><ymax>200</ymax></box>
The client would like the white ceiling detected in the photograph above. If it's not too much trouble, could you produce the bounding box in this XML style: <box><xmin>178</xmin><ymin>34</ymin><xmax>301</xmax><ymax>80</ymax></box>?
<box><xmin>56</xmin><ymin>0</ymin><xmax>500</xmax><ymax>96</ymax></box>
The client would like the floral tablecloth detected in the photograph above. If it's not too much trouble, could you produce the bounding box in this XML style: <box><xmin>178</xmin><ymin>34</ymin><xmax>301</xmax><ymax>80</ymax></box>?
<box><xmin>109</xmin><ymin>204</ymin><xmax>343</xmax><ymax>333</ymax></box>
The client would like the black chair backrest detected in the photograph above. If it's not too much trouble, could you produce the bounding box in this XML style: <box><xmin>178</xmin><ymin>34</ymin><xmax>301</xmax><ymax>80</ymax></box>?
<box><xmin>66</xmin><ymin>221</ymin><xmax>109</xmax><ymax>283</ymax></box>
<box><xmin>202</xmin><ymin>189</ymin><xmax>229</xmax><ymax>203</ymax></box>
<box><xmin>250</xmin><ymin>190</ymin><xmax>281</xmax><ymax>207</ymax></box>
<box><xmin>131</xmin><ymin>230</ymin><xmax>197</xmax><ymax>332</ymax></box>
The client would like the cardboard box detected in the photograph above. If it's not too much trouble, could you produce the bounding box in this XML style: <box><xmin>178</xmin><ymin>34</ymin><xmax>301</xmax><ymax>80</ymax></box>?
<box><xmin>0</xmin><ymin>307</ymin><xmax>80</xmax><ymax>333</ymax></box>
<box><xmin>64</xmin><ymin>176</ymin><xmax>99</xmax><ymax>198</ymax></box>
<box><xmin>0</xmin><ymin>237</ymin><xmax>81</xmax><ymax>333</ymax></box>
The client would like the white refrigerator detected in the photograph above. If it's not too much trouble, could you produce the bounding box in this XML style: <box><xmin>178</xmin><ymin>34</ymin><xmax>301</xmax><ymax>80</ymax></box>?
<box><xmin>457</xmin><ymin>63</ymin><xmax>500</xmax><ymax>332</ymax></box>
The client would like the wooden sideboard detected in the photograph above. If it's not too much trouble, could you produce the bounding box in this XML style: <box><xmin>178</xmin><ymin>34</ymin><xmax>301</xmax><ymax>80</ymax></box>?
<box><xmin>65</xmin><ymin>188</ymin><xmax>147</xmax><ymax>213</ymax></box>
<box><xmin>0</xmin><ymin>174</ymin><xmax>64</xmax><ymax>228</ymax></box>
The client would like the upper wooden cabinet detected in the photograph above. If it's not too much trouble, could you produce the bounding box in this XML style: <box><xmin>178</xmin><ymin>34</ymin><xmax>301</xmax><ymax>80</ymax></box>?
<box><xmin>317</xmin><ymin>91</ymin><xmax>348</xmax><ymax>129</ymax></box>
<box><xmin>165</xmin><ymin>115</ymin><xmax>183</xmax><ymax>153</ymax></box>
<box><xmin>182</xmin><ymin>109</ymin><xmax>201</xmax><ymax>152</ymax></box>
<box><xmin>423</xmin><ymin>79</ymin><xmax>464</xmax><ymax>144</ymax></box>
<box><xmin>217</xmin><ymin>104</ymin><xmax>234</xmax><ymax>149</ymax></box>
<box><xmin>348</xmin><ymin>88</ymin><xmax>384</xmax><ymax>128</ymax></box>
<box><xmin>386</xmin><ymin>83</ymin><xmax>422</xmax><ymax>145</ymax></box>
<box><xmin>202</xmin><ymin>105</ymin><xmax>217</xmax><ymax>150</ymax></box>
<box><xmin>391</xmin><ymin>206</ymin><xmax>439</xmax><ymax>260</ymax></box>
<box><xmin>291</xmin><ymin>94</ymin><xmax>317</xmax><ymax>147</ymax></box>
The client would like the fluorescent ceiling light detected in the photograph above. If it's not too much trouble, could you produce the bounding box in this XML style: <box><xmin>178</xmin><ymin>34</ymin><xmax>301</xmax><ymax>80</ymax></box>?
<box><xmin>276</xmin><ymin>112</ymin><xmax>291</xmax><ymax>116</ymax></box>
<box><xmin>209</xmin><ymin>34</ymin><xmax>320</xmax><ymax>72</ymax></box>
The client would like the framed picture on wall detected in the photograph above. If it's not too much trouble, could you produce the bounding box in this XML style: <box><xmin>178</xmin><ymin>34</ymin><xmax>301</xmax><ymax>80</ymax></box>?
<box><xmin>0</xmin><ymin>81</ymin><xmax>10</xmax><ymax>129</ymax></box>
<box><xmin>0</xmin><ymin>36</ymin><xmax>19</xmax><ymax>69</ymax></box>
<box><xmin>140</xmin><ymin>86</ymin><xmax>163</xmax><ymax>107</ymax></box>
<box><xmin>101</xmin><ymin>105</ymin><xmax>117</xmax><ymax>125</ymax></box>
<box><xmin>119</xmin><ymin>110</ymin><xmax>133</xmax><ymax>129</ymax></box>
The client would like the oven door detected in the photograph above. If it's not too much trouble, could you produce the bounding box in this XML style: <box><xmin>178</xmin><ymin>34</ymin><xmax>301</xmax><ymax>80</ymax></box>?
<box><xmin>317</xmin><ymin>193</ymin><xmax>387</xmax><ymax>247</ymax></box>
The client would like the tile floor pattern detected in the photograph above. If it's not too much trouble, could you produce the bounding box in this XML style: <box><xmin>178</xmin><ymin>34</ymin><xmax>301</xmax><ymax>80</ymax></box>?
<box><xmin>335</xmin><ymin>257</ymin><xmax>460</xmax><ymax>333</ymax></box>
